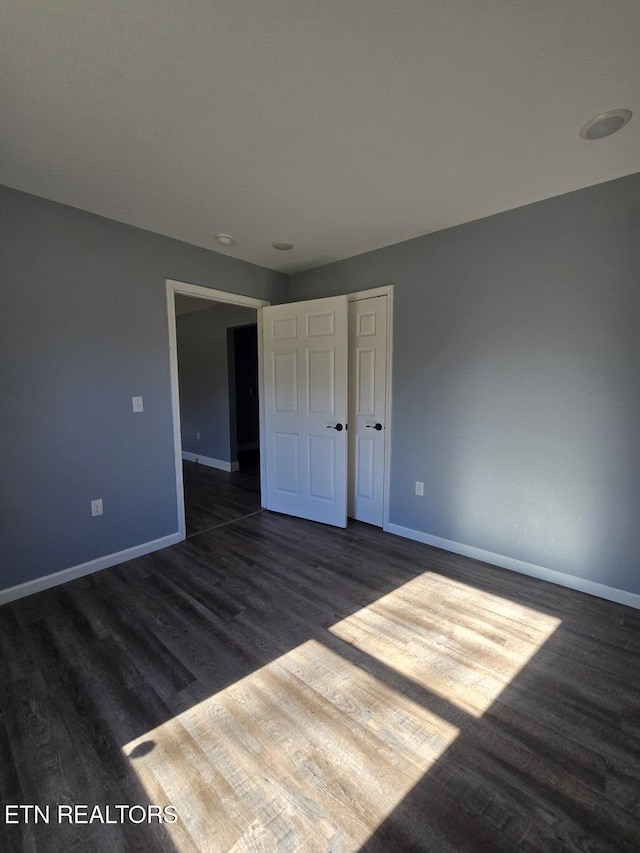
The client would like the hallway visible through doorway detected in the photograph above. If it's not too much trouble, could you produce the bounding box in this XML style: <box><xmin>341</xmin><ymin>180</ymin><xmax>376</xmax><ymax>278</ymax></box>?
<box><xmin>173</xmin><ymin>290</ymin><xmax>262</xmax><ymax>539</ymax></box>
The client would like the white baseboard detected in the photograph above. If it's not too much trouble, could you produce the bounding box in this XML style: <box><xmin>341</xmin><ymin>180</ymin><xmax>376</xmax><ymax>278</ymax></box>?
<box><xmin>182</xmin><ymin>451</ymin><xmax>239</xmax><ymax>472</ymax></box>
<box><xmin>0</xmin><ymin>532</ymin><xmax>183</xmax><ymax>606</ymax></box>
<box><xmin>388</xmin><ymin>524</ymin><xmax>640</xmax><ymax>611</ymax></box>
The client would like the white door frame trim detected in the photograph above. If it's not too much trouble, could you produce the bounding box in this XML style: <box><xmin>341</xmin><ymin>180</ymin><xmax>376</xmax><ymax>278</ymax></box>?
<box><xmin>346</xmin><ymin>285</ymin><xmax>393</xmax><ymax>532</ymax></box>
<box><xmin>166</xmin><ymin>279</ymin><xmax>270</xmax><ymax>541</ymax></box>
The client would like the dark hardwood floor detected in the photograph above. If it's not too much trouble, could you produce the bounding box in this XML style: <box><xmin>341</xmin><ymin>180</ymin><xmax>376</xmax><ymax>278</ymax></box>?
<box><xmin>2</xmin><ymin>511</ymin><xmax>640</xmax><ymax>852</ymax></box>
<box><xmin>183</xmin><ymin>454</ymin><xmax>261</xmax><ymax>537</ymax></box>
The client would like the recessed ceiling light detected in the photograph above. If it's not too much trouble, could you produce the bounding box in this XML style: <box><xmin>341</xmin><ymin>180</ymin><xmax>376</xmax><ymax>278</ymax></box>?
<box><xmin>216</xmin><ymin>233</ymin><xmax>234</xmax><ymax>245</ymax></box>
<box><xmin>580</xmin><ymin>109</ymin><xmax>632</xmax><ymax>140</ymax></box>
<box><xmin>271</xmin><ymin>240</ymin><xmax>294</xmax><ymax>251</ymax></box>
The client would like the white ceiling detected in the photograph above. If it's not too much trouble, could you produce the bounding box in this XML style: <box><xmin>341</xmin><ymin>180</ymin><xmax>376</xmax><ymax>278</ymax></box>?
<box><xmin>1</xmin><ymin>1</ymin><xmax>638</xmax><ymax>274</ymax></box>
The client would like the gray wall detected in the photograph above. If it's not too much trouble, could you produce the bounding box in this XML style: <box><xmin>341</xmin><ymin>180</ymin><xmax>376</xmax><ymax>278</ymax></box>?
<box><xmin>290</xmin><ymin>173</ymin><xmax>640</xmax><ymax>595</ymax></box>
<box><xmin>0</xmin><ymin>186</ymin><xmax>287</xmax><ymax>590</ymax></box>
<box><xmin>3</xmin><ymin>174</ymin><xmax>638</xmax><ymax>597</ymax></box>
<box><xmin>177</xmin><ymin>304</ymin><xmax>256</xmax><ymax>463</ymax></box>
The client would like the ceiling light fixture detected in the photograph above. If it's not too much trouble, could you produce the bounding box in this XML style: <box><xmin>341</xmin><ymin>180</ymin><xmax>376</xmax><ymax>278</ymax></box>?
<box><xmin>216</xmin><ymin>233</ymin><xmax>234</xmax><ymax>245</ymax></box>
<box><xmin>271</xmin><ymin>240</ymin><xmax>294</xmax><ymax>251</ymax></box>
<box><xmin>580</xmin><ymin>109</ymin><xmax>632</xmax><ymax>140</ymax></box>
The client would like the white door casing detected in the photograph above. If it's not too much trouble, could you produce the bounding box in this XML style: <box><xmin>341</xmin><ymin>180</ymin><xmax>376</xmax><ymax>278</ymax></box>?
<box><xmin>262</xmin><ymin>296</ymin><xmax>349</xmax><ymax>527</ymax></box>
<box><xmin>348</xmin><ymin>295</ymin><xmax>388</xmax><ymax>526</ymax></box>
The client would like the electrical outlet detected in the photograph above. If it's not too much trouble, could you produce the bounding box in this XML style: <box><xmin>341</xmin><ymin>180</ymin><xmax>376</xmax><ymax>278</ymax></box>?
<box><xmin>91</xmin><ymin>498</ymin><xmax>103</xmax><ymax>517</ymax></box>
<box><xmin>132</xmin><ymin>396</ymin><xmax>144</xmax><ymax>412</ymax></box>
<box><xmin>415</xmin><ymin>481</ymin><xmax>424</xmax><ymax>496</ymax></box>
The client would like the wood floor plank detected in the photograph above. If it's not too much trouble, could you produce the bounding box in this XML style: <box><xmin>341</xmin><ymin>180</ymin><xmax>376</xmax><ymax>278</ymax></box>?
<box><xmin>183</xmin><ymin>459</ymin><xmax>261</xmax><ymax>537</ymax></box>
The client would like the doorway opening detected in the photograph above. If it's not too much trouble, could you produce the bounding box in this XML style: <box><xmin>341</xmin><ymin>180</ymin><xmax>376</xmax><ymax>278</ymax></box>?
<box><xmin>167</xmin><ymin>280</ymin><xmax>270</xmax><ymax>541</ymax></box>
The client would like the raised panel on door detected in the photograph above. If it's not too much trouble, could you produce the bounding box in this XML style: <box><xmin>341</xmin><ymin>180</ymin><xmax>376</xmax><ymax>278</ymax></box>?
<box><xmin>273</xmin><ymin>351</ymin><xmax>297</xmax><ymax>412</ymax></box>
<box><xmin>307</xmin><ymin>349</ymin><xmax>335</xmax><ymax>414</ymax></box>
<box><xmin>348</xmin><ymin>295</ymin><xmax>388</xmax><ymax>526</ymax></box>
<box><xmin>308</xmin><ymin>434</ymin><xmax>336</xmax><ymax>500</ymax></box>
<box><xmin>274</xmin><ymin>432</ymin><xmax>299</xmax><ymax>494</ymax></box>
<box><xmin>355</xmin><ymin>435</ymin><xmax>375</xmax><ymax>501</ymax></box>
<box><xmin>262</xmin><ymin>296</ymin><xmax>348</xmax><ymax>527</ymax></box>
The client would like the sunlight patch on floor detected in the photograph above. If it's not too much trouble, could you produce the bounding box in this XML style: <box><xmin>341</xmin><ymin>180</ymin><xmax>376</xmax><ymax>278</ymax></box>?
<box><xmin>122</xmin><ymin>638</ymin><xmax>461</xmax><ymax>852</ymax></box>
<box><xmin>329</xmin><ymin>571</ymin><xmax>562</xmax><ymax>717</ymax></box>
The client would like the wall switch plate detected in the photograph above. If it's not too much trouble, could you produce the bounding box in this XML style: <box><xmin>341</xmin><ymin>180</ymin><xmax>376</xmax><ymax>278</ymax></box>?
<box><xmin>415</xmin><ymin>481</ymin><xmax>424</xmax><ymax>496</ymax></box>
<box><xmin>196</xmin><ymin>432</ymin><xmax>200</xmax><ymax>441</ymax></box>
<box><xmin>91</xmin><ymin>498</ymin><xmax>103</xmax><ymax>517</ymax></box>
<box><xmin>132</xmin><ymin>396</ymin><xmax>144</xmax><ymax>412</ymax></box>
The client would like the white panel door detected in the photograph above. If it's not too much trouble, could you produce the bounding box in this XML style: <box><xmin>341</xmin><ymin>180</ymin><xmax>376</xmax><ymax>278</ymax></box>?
<box><xmin>348</xmin><ymin>295</ymin><xmax>388</xmax><ymax>526</ymax></box>
<box><xmin>262</xmin><ymin>296</ymin><xmax>348</xmax><ymax>527</ymax></box>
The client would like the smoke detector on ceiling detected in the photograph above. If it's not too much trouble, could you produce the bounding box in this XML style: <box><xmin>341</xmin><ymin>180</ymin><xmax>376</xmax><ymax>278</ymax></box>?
<box><xmin>216</xmin><ymin>233</ymin><xmax>234</xmax><ymax>245</ymax></box>
<box><xmin>271</xmin><ymin>240</ymin><xmax>294</xmax><ymax>251</ymax></box>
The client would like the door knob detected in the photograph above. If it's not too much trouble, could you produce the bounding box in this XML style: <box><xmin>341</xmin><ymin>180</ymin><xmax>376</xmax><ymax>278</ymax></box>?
<box><xmin>326</xmin><ymin>423</ymin><xmax>344</xmax><ymax>431</ymax></box>
<box><xmin>366</xmin><ymin>422</ymin><xmax>383</xmax><ymax>431</ymax></box>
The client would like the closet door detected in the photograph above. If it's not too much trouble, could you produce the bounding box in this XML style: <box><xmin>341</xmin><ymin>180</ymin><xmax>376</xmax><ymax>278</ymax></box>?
<box><xmin>262</xmin><ymin>296</ymin><xmax>348</xmax><ymax>527</ymax></box>
<box><xmin>348</xmin><ymin>295</ymin><xmax>388</xmax><ymax>526</ymax></box>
